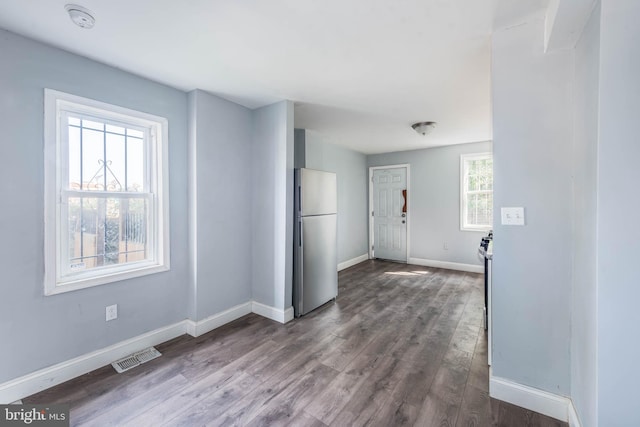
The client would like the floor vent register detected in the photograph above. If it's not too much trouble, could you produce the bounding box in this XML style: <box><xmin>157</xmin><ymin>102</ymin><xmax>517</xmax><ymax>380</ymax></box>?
<box><xmin>111</xmin><ymin>347</ymin><xmax>162</xmax><ymax>373</ymax></box>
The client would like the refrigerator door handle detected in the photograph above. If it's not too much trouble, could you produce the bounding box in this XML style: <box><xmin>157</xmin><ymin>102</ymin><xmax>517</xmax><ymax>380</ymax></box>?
<box><xmin>296</xmin><ymin>219</ymin><xmax>304</xmax><ymax>315</ymax></box>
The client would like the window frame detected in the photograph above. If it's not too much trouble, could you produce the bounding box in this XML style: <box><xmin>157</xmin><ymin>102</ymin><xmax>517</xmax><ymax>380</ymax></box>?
<box><xmin>44</xmin><ymin>89</ymin><xmax>170</xmax><ymax>295</ymax></box>
<box><xmin>460</xmin><ymin>152</ymin><xmax>493</xmax><ymax>232</ymax></box>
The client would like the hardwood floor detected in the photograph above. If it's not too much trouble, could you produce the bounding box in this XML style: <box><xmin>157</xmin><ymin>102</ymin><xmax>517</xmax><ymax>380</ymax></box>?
<box><xmin>25</xmin><ymin>260</ymin><xmax>567</xmax><ymax>426</ymax></box>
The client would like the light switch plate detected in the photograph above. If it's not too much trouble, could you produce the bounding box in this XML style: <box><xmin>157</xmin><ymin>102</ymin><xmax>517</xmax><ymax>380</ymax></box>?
<box><xmin>501</xmin><ymin>207</ymin><xmax>525</xmax><ymax>225</ymax></box>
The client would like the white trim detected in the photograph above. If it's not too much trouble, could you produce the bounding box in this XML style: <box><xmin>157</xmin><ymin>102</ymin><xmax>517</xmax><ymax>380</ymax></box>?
<box><xmin>487</xmin><ymin>257</ymin><xmax>493</xmax><ymax>365</ymax></box>
<box><xmin>0</xmin><ymin>321</ymin><xmax>185</xmax><ymax>404</ymax></box>
<box><xmin>185</xmin><ymin>302</ymin><xmax>252</xmax><ymax>337</ymax></box>
<box><xmin>369</xmin><ymin>167</ymin><xmax>373</xmax><ymax>259</ymax></box>
<box><xmin>408</xmin><ymin>257</ymin><xmax>483</xmax><ymax>273</ymax></box>
<box><xmin>568</xmin><ymin>400</ymin><xmax>582</xmax><ymax>427</ymax></box>
<box><xmin>43</xmin><ymin>89</ymin><xmax>171</xmax><ymax>296</ymax></box>
<box><xmin>338</xmin><ymin>253</ymin><xmax>369</xmax><ymax>271</ymax></box>
<box><xmin>368</xmin><ymin>164</ymin><xmax>410</xmax><ymax>262</ymax></box>
<box><xmin>251</xmin><ymin>301</ymin><xmax>294</xmax><ymax>324</ymax></box>
<box><xmin>489</xmin><ymin>374</ymin><xmax>572</xmax><ymax>422</ymax></box>
<box><xmin>0</xmin><ymin>299</ymin><xmax>300</xmax><ymax>404</ymax></box>
<box><xmin>45</xmin><ymin>264</ymin><xmax>171</xmax><ymax>296</ymax></box>
<box><xmin>187</xmin><ymin>92</ymin><xmax>198</xmax><ymax>336</ymax></box>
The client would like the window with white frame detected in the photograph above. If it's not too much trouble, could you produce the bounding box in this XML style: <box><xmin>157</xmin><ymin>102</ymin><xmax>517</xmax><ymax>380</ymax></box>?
<box><xmin>460</xmin><ymin>153</ymin><xmax>493</xmax><ymax>231</ymax></box>
<box><xmin>44</xmin><ymin>89</ymin><xmax>170</xmax><ymax>295</ymax></box>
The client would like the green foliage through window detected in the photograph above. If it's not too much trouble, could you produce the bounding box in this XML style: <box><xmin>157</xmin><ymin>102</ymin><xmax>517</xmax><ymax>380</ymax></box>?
<box><xmin>462</xmin><ymin>154</ymin><xmax>493</xmax><ymax>229</ymax></box>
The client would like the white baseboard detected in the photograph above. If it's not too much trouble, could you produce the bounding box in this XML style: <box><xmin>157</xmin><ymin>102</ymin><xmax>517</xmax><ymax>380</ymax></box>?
<box><xmin>338</xmin><ymin>253</ymin><xmax>369</xmax><ymax>271</ymax></box>
<box><xmin>186</xmin><ymin>302</ymin><xmax>253</xmax><ymax>337</ymax></box>
<box><xmin>568</xmin><ymin>399</ymin><xmax>582</xmax><ymax>427</ymax></box>
<box><xmin>489</xmin><ymin>374</ymin><xmax>571</xmax><ymax>422</ymax></box>
<box><xmin>187</xmin><ymin>300</ymin><xmax>293</xmax><ymax>335</ymax></box>
<box><xmin>408</xmin><ymin>257</ymin><xmax>483</xmax><ymax>273</ymax></box>
<box><xmin>283</xmin><ymin>306</ymin><xmax>294</xmax><ymax>323</ymax></box>
<box><xmin>251</xmin><ymin>301</ymin><xmax>294</xmax><ymax>324</ymax></box>
<box><xmin>0</xmin><ymin>320</ymin><xmax>186</xmax><ymax>404</ymax></box>
<box><xmin>0</xmin><ymin>298</ymin><xmax>297</xmax><ymax>404</ymax></box>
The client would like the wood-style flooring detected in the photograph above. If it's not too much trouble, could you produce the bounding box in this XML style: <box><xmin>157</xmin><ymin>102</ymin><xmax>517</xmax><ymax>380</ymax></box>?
<box><xmin>25</xmin><ymin>260</ymin><xmax>567</xmax><ymax>426</ymax></box>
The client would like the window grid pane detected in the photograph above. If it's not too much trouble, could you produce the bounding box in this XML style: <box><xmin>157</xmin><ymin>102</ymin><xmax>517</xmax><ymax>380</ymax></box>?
<box><xmin>46</xmin><ymin>89</ymin><xmax>169</xmax><ymax>294</ymax></box>
<box><xmin>463</xmin><ymin>155</ymin><xmax>493</xmax><ymax>228</ymax></box>
<box><xmin>466</xmin><ymin>192</ymin><xmax>493</xmax><ymax>227</ymax></box>
<box><xmin>66</xmin><ymin>116</ymin><xmax>150</xmax><ymax>275</ymax></box>
<box><xmin>67</xmin><ymin>196</ymin><xmax>149</xmax><ymax>272</ymax></box>
<box><xmin>68</xmin><ymin>116</ymin><xmax>146</xmax><ymax>193</ymax></box>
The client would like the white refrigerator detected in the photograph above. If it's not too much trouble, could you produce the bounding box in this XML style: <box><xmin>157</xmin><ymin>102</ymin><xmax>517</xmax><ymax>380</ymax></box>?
<box><xmin>293</xmin><ymin>168</ymin><xmax>338</xmax><ymax>317</ymax></box>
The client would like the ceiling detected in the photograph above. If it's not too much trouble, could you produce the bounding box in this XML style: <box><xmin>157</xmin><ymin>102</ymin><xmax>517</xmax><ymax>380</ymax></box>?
<box><xmin>0</xmin><ymin>0</ymin><xmax>549</xmax><ymax>154</ymax></box>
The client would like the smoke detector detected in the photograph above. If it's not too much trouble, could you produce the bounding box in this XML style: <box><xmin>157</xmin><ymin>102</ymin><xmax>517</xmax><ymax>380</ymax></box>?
<box><xmin>65</xmin><ymin>4</ymin><xmax>96</xmax><ymax>29</ymax></box>
<box><xmin>411</xmin><ymin>121</ymin><xmax>437</xmax><ymax>136</ymax></box>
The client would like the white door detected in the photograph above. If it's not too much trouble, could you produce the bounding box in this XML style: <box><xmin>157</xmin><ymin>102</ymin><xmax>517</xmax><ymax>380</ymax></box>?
<box><xmin>372</xmin><ymin>167</ymin><xmax>407</xmax><ymax>262</ymax></box>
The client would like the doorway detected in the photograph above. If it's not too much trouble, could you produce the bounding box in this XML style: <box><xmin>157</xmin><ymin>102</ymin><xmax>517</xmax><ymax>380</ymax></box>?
<box><xmin>369</xmin><ymin>165</ymin><xmax>409</xmax><ymax>262</ymax></box>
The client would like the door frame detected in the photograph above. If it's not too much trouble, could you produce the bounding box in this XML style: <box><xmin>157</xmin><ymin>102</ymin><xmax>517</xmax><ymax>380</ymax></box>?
<box><xmin>368</xmin><ymin>164</ymin><xmax>411</xmax><ymax>262</ymax></box>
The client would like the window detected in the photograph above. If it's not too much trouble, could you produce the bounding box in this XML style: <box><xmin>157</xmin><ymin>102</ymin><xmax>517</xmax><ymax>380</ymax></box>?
<box><xmin>461</xmin><ymin>153</ymin><xmax>493</xmax><ymax>231</ymax></box>
<box><xmin>44</xmin><ymin>89</ymin><xmax>170</xmax><ymax>295</ymax></box>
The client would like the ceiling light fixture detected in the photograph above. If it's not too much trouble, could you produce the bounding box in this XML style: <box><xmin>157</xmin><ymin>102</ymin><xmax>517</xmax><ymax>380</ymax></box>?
<box><xmin>65</xmin><ymin>4</ymin><xmax>96</xmax><ymax>29</ymax></box>
<box><xmin>411</xmin><ymin>121</ymin><xmax>437</xmax><ymax>136</ymax></box>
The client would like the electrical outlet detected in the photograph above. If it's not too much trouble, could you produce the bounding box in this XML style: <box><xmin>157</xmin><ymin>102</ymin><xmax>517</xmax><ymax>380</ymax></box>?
<box><xmin>106</xmin><ymin>304</ymin><xmax>118</xmax><ymax>321</ymax></box>
<box><xmin>443</xmin><ymin>242</ymin><xmax>449</xmax><ymax>250</ymax></box>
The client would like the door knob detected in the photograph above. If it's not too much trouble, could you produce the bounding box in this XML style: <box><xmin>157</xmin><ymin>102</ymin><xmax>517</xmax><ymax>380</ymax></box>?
<box><xmin>401</xmin><ymin>213</ymin><xmax>406</xmax><ymax>217</ymax></box>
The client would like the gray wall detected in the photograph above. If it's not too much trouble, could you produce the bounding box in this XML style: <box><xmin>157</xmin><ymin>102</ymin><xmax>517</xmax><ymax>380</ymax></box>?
<box><xmin>251</xmin><ymin>101</ymin><xmax>294</xmax><ymax>310</ymax></box>
<box><xmin>0</xmin><ymin>30</ymin><xmax>188</xmax><ymax>383</ymax></box>
<box><xmin>294</xmin><ymin>129</ymin><xmax>306</xmax><ymax>169</ymax></box>
<box><xmin>300</xmin><ymin>130</ymin><xmax>369</xmax><ymax>264</ymax></box>
<box><xmin>491</xmin><ymin>14</ymin><xmax>573</xmax><ymax>395</ymax></box>
<box><xmin>597</xmin><ymin>1</ymin><xmax>640</xmax><ymax>424</ymax></box>
<box><xmin>367</xmin><ymin>142</ymin><xmax>492</xmax><ymax>267</ymax></box>
<box><xmin>0</xmin><ymin>29</ymin><xmax>297</xmax><ymax>390</ymax></box>
<box><xmin>571</xmin><ymin>4</ymin><xmax>599</xmax><ymax>426</ymax></box>
<box><xmin>188</xmin><ymin>90</ymin><xmax>253</xmax><ymax>321</ymax></box>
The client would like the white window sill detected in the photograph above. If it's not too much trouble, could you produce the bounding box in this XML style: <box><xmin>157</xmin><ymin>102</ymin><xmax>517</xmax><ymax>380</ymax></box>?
<box><xmin>45</xmin><ymin>263</ymin><xmax>170</xmax><ymax>296</ymax></box>
<box><xmin>460</xmin><ymin>226</ymin><xmax>492</xmax><ymax>233</ymax></box>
